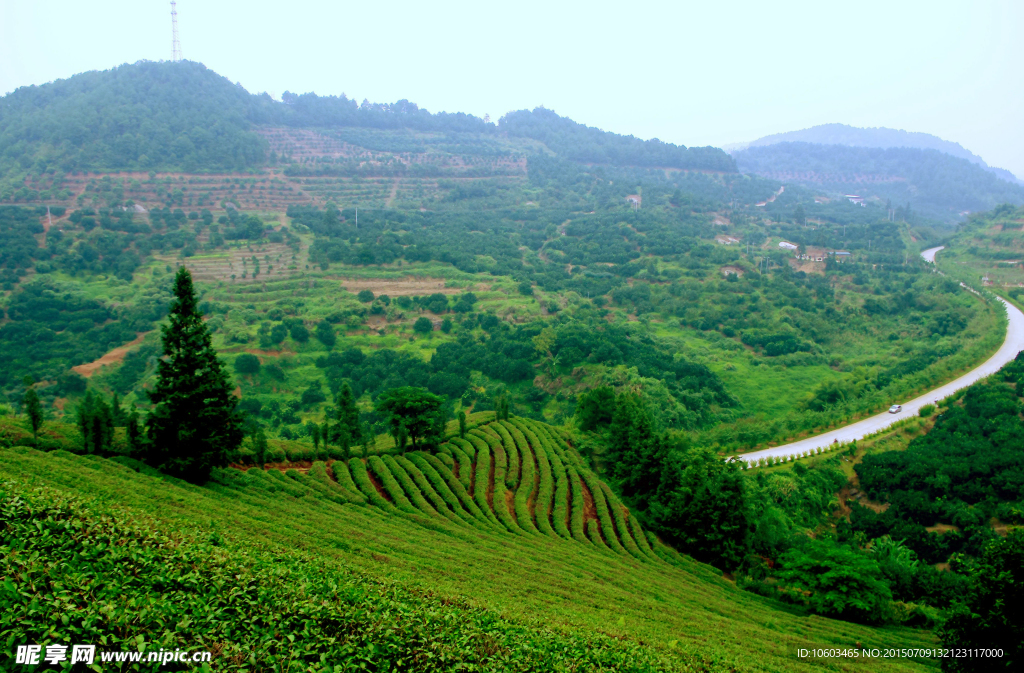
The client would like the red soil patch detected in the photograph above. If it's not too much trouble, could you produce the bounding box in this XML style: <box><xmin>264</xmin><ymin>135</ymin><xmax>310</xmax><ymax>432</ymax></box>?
<box><xmin>365</xmin><ymin>463</ymin><xmax>392</xmax><ymax>502</ymax></box>
<box><xmin>72</xmin><ymin>332</ymin><xmax>148</xmax><ymax>378</ymax></box>
<box><xmin>486</xmin><ymin>449</ymin><xmax>496</xmax><ymax>509</ymax></box>
<box><xmin>579</xmin><ymin>475</ymin><xmax>598</xmax><ymax>523</ymax></box>
<box><xmin>505</xmin><ymin>489</ymin><xmax>515</xmax><ymax>517</ymax></box>
<box><xmin>238</xmin><ymin>460</ymin><xmax>313</xmax><ymax>474</ymax></box>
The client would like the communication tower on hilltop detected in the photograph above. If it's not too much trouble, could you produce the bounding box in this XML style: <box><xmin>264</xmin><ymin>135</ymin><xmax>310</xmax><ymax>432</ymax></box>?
<box><xmin>171</xmin><ymin>1</ymin><xmax>182</xmax><ymax>61</ymax></box>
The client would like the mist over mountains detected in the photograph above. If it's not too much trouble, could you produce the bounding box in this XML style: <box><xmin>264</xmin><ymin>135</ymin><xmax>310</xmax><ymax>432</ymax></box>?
<box><xmin>728</xmin><ymin>124</ymin><xmax>1024</xmax><ymax>222</ymax></box>
<box><xmin>2</xmin><ymin>61</ymin><xmax>1022</xmax><ymax>223</ymax></box>
<box><xmin>730</xmin><ymin>123</ymin><xmax>1021</xmax><ymax>185</ymax></box>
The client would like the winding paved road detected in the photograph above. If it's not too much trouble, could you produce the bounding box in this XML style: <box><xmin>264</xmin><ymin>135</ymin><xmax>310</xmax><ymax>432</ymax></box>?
<box><xmin>736</xmin><ymin>246</ymin><xmax>1024</xmax><ymax>463</ymax></box>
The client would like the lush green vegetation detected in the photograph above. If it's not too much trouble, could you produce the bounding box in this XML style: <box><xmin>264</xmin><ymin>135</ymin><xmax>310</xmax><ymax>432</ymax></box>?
<box><xmin>0</xmin><ymin>61</ymin><xmax>265</xmax><ymax>185</ymax></box>
<box><xmin>500</xmin><ymin>107</ymin><xmax>736</xmax><ymax>171</ymax></box>
<box><xmin>1</xmin><ymin>60</ymin><xmax>1020</xmax><ymax>667</ymax></box>
<box><xmin>0</xmin><ymin>434</ymin><xmax>940</xmax><ymax>672</ymax></box>
<box><xmin>734</xmin><ymin>143</ymin><xmax>1024</xmax><ymax>222</ymax></box>
<box><xmin>936</xmin><ymin>203</ymin><xmax>1024</xmax><ymax>293</ymax></box>
<box><xmin>846</xmin><ymin>354</ymin><xmax>1024</xmax><ymax>563</ymax></box>
<box><xmin>578</xmin><ymin>348</ymin><xmax>1022</xmax><ymax>652</ymax></box>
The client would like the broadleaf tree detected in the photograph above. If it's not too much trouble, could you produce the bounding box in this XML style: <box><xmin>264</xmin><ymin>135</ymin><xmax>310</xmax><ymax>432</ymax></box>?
<box><xmin>375</xmin><ymin>386</ymin><xmax>445</xmax><ymax>451</ymax></box>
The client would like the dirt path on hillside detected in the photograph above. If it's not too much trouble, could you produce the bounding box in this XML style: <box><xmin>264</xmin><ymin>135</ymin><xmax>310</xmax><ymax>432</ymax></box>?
<box><xmin>72</xmin><ymin>332</ymin><xmax>149</xmax><ymax>377</ymax></box>
<box><xmin>385</xmin><ymin>180</ymin><xmax>398</xmax><ymax>208</ymax></box>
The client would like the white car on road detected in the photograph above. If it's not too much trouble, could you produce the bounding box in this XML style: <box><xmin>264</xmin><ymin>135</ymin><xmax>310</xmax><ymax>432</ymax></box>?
<box><xmin>888</xmin><ymin>404</ymin><xmax>902</xmax><ymax>414</ymax></box>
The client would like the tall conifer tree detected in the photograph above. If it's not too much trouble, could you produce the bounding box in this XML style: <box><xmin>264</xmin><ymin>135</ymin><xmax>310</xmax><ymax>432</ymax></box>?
<box><xmin>23</xmin><ymin>380</ymin><xmax>43</xmax><ymax>442</ymax></box>
<box><xmin>335</xmin><ymin>382</ymin><xmax>361</xmax><ymax>460</ymax></box>
<box><xmin>146</xmin><ymin>267</ymin><xmax>242</xmax><ymax>482</ymax></box>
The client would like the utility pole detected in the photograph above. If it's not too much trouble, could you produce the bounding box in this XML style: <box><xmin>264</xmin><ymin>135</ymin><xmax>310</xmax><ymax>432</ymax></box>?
<box><xmin>171</xmin><ymin>1</ymin><xmax>182</xmax><ymax>62</ymax></box>
<box><xmin>355</xmin><ymin>206</ymin><xmax>358</xmax><ymax>229</ymax></box>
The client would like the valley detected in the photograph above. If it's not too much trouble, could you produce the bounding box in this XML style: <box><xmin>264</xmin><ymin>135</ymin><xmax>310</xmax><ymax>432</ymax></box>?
<box><xmin>1</xmin><ymin>58</ymin><xmax>1022</xmax><ymax>671</ymax></box>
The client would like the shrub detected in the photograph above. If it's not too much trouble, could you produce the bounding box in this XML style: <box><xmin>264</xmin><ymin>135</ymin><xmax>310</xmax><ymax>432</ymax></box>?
<box><xmin>470</xmin><ymin>440</ymin><xmax>501</xmax><ymax>526</ymax></box>
<box><xmin>327</xmin><ymin>460</ymin><xmax>367</xmax><ymax>503</ymax></box>
<box><xmin>357</xmin><ymin>290</ymin><xmax>375</xmax><ymax>303</ymax></box>
<box><xmin>348</xmin><ymin>458</ymin><xmax>397</xmax><ymax>513</ymax></box>
<box><xmin>413</xmin><ymin>317</ymin><xmax>433</xmax><ymax>334</ymax></box>
<box><xmin>234</xmin><ymin>353</ymin><xmax>261</xmax><ymax>375</ymax></box>
<box><xmin>548</xmin><ymin>451</ymin><xmax>571</xmax><ymax>539</ymax></box>
<box><xmin>529</xmin><ymin>432</ymin><xmax>556</xmax><ymax>537</ymax></box>
<box><xmin>603</xmin><ymin>483</ymin><xmax>645</xmax><ymax>560</ymax></box>
<box><xmin>383</xmin><ymin>455</ymin><xmax>436</xmax><ymax>516</ymax></box>
<box><xmin>315</xmin><ymin>321</ymin><xmax>336</xmax><ymax>348</ymax></box>
<box><xmin>289</xmin><ymin>323</ymin><xmax>310</xmax><ymax>343</ymax></box>
<box><xmin>491</xmin><ymin>422</ymin><xmax>519</xmax><ymax>490</ymax></box>
<box><xmin>472</xmin><ymin>428</ymin><xmax>519</xmax><ymax>533</ymax></box>
<box><xmin>367</xmin><ymin>455</ymin><xmax>418</xmax><ymax>515</ymax></box>
<box><xmin>582</xmin><ymin>470</ymin><xmax>626</xmax><ymax>554</ymax></box>
<box><xmin>503</xmin><ymin>422</ymin><xmax>538</xmax><ymax>533</ymax></box>
<box><xmin>919</xmin><ymin>404</ymin><xmax>936</xmax><ymax>417</ymax></box>
<box><xmin>406</xmin><ymin>453</ymin><xmax>469</xmax><ymax>523</ymax></box>
<box><xmin>566</xmin><ymin>465</ymin><xmax>588</xmax><ymax>544</ymax></box>
<box><xmin>448</xmin><ymin>443</ymin><xmax>474</xmax><ymax>490</ymax></box>
<box><xmin>419</xmin><ymin>452</ymin><xmax>489</xmax><ymax>524</ymax></box>
<box><xmin>395</xmin><ymin>455</ymin><xmax>464</xmax><ymax>526</ymax></box>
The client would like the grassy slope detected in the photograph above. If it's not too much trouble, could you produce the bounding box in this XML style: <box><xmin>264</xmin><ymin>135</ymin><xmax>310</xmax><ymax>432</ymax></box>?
<box><xmin>938</xmin><ymin>209</ymin><xmax>1024</xmax><ymax>296</ymax></box>
<box><xmin>1</xmin><ymin>441</ymin><xmax>938</xmax><ymax>672</ymax></box>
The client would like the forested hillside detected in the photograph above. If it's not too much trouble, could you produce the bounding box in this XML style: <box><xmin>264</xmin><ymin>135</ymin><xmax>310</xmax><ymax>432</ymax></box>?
<box><xmin>734</xmin><ymin>142</ymin><xmax>1024</xmax><ymax>222</ymax></box>
<box><xmin>0</xmin><ymin>60</ymin><xmax>735</xmax><ymax>201</ymax></box>
<box><xmin>741</xmin><ymin>123</ymin><xmax>1021</xmax><ymax>185</ymax></box>
<box><xmin>1</xmin><ymin>58</ymin><xmax>1020</xmax><ymax>669</ymax></box>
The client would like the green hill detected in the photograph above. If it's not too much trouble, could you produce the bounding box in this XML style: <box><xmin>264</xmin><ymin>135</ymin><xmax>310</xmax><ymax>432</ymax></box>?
<box><xmin>0</xmin><ymin>61</ymin><xmax>1016</xmax><ymax>669</ymax></box>
<box><xmin>733</xmin><ymin>142</ymin><xmax>1024</xmax><ymax>223</ymax></box>
<box><xmin>0</xmin><ymin>60</ymin><xmax>734</xmax><ymax>197</ymax></box>
<box><xmin>0</xmin><ymin>414</ymin><xmax>938</xmax><ymax>672</ymax></box>
<box><xmin>739</xmin><ymin>123</ymin><xmax>1021</xmax><ymax>185</ymax></box>
<box><xmin>934</xmin><ymin>203</ymin><xmax>1024</xmax><ymax>303</ymax></box>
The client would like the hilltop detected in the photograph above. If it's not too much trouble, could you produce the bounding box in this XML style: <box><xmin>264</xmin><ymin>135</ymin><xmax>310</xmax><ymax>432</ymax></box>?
<box><xmin>732</xmin><ymin>123</ymin><xmax>1021</xmax><ymax>185</ymax></box>
<box><xmin>733</xmin><ymin>142</ymin><xmax>1024</xmax><ymax>222</ymax></box>
<box><xmin>0</xmin><ymin>59</ymin><xmax>734</xmax><ymax>197</ymax></box>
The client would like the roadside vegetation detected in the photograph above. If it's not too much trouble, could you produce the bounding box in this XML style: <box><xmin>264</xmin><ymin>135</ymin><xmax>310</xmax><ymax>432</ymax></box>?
<box><xmin>0</xmin><ymin>60</ymin><xmax>1021</xmax><ymax>669</ymax></box>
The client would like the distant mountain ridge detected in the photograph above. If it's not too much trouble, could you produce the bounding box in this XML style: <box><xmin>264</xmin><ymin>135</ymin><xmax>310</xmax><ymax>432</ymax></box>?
<box><xmin>731</xmin><ymin>123</ymin><xmax>1021</xmax><ymax>185</ymax></box>
<box><xmin>0</xmin><ymin>60</ymin><xmax>735</xmax><ymax>187</ymax></box>
<box><xmin>734</xmin><ymin>142</ymin><xmax>1024</xmax><ymax>222</ymax></box>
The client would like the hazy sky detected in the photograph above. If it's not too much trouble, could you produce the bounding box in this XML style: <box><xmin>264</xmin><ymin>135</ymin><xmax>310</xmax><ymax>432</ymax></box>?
<box><xmin>3</xmin><ymin>1</ymin><xmax>1023</xmax><ymax>176</ymax></box>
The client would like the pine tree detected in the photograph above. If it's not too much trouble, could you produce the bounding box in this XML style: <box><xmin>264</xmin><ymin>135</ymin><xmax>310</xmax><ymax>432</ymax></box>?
<box><xmin>126</xmin><ymin>404</ymin><xmax>143</xmax><ymax>455</ymax></box>
<box><xmin>252</xmin><ymin>428</ymin><xmax>268</xmax><ymax>466</ymax></box>
<box><xmin>335</xmin><ymin>382</ymin><xmax>361</xmax><ymax>460</ymax></box>
<box><xmin>146</xmin><ymin>267</ymin><xmax>243</xmax><ymax>482</ymax></box>
<box><xmin>110</xmin><ymin>393</ymin><xmax>127</xmax><ymax>426</ymax></box>
<box><xmin>76</xmin><ymin>392</ymin><xmax>114</xmax><ymax>455</ymax></box>
<box><xmin>23</xmin><ymin>381</ymin><xmax>43</xmax><ymax>442</ymax></box>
